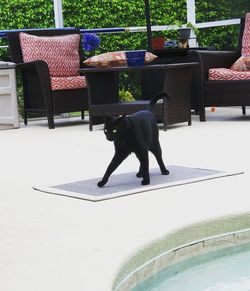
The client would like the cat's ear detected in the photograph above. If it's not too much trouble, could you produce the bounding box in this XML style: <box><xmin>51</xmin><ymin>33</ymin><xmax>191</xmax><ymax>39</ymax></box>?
<box><xmin>117</xmin><ymin>114</ymin><xmax>127</xmax><ymax>126</ymax></box>
<box><xmin>119</xmin><ymin>113</ymin><xmax>127</xmax><ymax>119</ymax></box>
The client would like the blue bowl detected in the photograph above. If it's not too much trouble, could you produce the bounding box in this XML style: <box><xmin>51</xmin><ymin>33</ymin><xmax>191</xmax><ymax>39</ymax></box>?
<box><xmin>125</xmin><ymin>50</ymin><xmax>146</xmax><ymax>59</ymax></box>
<box><xmin>125</xmin><ymin>50</ymin><xmax>146</xmax><ymax>67</ymax></box>
<box><xmin>127</xmin><ymin>57</ymin><xmax>145</xmax><ymax>67</ymax></box>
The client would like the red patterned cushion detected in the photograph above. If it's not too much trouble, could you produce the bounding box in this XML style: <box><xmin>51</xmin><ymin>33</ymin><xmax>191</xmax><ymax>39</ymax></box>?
<box><xmin>242</xmin><ymin>13</ymin><xmax>250</xmax><ymax>55</ymax></box>
<box><xmin>83</xmin><ymin>51</ymin><xmax>157</xmax><ymax>68</ymax></box>
<box><xmin>20</xmin><ymin>32</ymin><xmax>80</xmax><ymax>77</ymax></box>
<box><xmin>50</xmin><ymin>76</ymin><xmax>87</xmax><ymax>91</ymax></box>
<box><xmin>209</xmin><ymin>68</ymin><xmax>250</xmax><ymax>80</ymax></box>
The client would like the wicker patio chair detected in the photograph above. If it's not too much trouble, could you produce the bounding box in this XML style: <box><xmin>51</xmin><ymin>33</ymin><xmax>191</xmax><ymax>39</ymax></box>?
<box><xmin>189</xmin><ymin>13</ymin><xmax>250</xmax><ymax>121</ymax></box>
<box><xmin>6</xmin><ymin>28</ymin><xmax>88</xmax><ymax>129</ymax></box>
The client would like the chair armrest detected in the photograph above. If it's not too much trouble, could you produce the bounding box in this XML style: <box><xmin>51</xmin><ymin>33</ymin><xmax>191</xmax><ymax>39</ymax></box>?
<box><xmin>17</xmin><ymin>60</ymin><xmax>50</xmax><ymax>77</ymax></box>
<box><xmin>188</xmin><ymin>50</ymin><xmax>241</xmax><ymax>80</ymax></box>
<box><xmin>17</xmin><ymin>60</ymin><xmax>51</xmax><ymax>88</ymax></box>
<box><xmin>16</xmin><ymin>60</ymin><xmax>52</xmax><ymax>108</ymax></box>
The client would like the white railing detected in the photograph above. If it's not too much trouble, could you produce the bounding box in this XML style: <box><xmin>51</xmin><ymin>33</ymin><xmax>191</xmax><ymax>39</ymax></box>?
<box><xmin>0</xmin><ymin>18</ymin><xmax>241</xmax><ymax>50</ymax></box>
<box><xmin>126</xmin><ymin>18</ymin><xmax>241</xmax><ymax>32</ymax></box>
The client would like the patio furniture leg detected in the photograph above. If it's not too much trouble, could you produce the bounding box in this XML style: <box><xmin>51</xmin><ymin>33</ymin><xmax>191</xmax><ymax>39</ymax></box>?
<box><xmin>242</xmin><ymin>106</ymin><xmax>246</xmax><ymax>115</ymax></box>
<box><xmin>47</xmin><ymin>114</ymin><xmax>55</xmax><ymax>129</ymax></box>
<box><xmin>89</xmin><ymin>114</ymin><xmax>93</xmax><ymax>131</ymax></box>
<box><xmin>24</xmin><ymin>111</ymin><xmax>28</xmax><ymax>125</ymax></box>
<box><xmin>199</xmin><ymin>107</ymin><xmax>206</xmax><ymax>121</ymax></box>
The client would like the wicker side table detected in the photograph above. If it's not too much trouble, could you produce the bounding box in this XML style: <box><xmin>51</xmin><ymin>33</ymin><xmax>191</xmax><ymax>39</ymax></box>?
<box><xmin>80</xmin><ymin>63</ymin><xmax>198</xmax><ymax>131</ymax></box>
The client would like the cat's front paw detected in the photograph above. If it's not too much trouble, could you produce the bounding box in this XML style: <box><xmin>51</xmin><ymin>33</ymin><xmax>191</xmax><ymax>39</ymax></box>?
<box><xmin>97</xmin><ymin>180</ymin><xmax>106</xmax><ymax>187</ymax></box>
<box><xmin>162</xmin><ymin>169</ymin><xmax>169</xmax><ymax>175</ymax></box>
<box><xmin>141</xmin><ymin>179</ymin><xmax>150</xmax><ymax>185</ymax></box>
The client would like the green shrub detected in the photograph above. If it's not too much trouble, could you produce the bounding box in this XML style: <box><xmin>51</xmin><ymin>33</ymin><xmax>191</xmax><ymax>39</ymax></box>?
<box><xmin>119</xmin><ymin>89</ymin><xmax>134</xmax><ymax>102</ymax></box>
<box><xmin>1</xmin><ymin>0</ymin><xmax>250</xmax><ymax>116</ymax></box>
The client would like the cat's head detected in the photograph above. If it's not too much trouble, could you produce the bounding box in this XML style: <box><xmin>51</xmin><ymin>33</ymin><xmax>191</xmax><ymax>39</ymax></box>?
<box><xmin>103</xmin><ymin>114</ymin><xmax>128</xmax><ymax>141</ymax></box>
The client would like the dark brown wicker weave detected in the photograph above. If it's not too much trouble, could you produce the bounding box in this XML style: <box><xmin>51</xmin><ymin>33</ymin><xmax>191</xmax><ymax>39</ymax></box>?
<box><xmin>6</xmin><ymin>28</ymin><xmax>88</xmax><ymax>129</ymax></box>
<box><xmin>188</xmin><ymin>16</ymin><xmax>248</xmax><ymax>121</ymax></box>
<box><xmin>80</xmin><ymin>63</ymin><xmax>197</xmax><ymax>131</ymax></box>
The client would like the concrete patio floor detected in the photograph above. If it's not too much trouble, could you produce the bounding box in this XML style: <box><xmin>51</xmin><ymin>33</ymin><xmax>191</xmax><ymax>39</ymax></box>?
<box><xmin>1</xmin><ymin>107</ymin><xmax>250</xmax><ymax>291</ymax></box>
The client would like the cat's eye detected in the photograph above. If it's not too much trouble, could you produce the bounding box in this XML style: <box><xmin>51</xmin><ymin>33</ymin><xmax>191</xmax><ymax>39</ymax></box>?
<box><xmin>104</xmin><ymin>129</ymin><xmax>108</xmax><ymax>133</ymax></box>
<box><xmin>112</xmin><ymin>129</ymin><xmax>117</xmax><ymax>134</ymax></box>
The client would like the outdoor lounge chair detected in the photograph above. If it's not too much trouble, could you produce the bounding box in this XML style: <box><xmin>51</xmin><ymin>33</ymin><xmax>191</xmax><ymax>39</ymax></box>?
<box><xmin>6</xmin><ymin>28</ymin><xmax>88</xmax><ymax>129</ymax></box>
<box><xmin>189</xmin><ymin>13</ymin><xmax>250</xmax><ymax>121</ymax></box>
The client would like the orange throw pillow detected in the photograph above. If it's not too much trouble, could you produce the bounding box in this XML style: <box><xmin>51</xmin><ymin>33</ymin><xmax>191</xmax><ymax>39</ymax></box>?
<box><xmin>83</xmin><ymin>51</ymin><xmax>157</xmax><ymax>68</ymax></box>
<box><xmin>230</xmin><ymin>56</ymin><xmax>250</xmax><ymax>71</ymax></box>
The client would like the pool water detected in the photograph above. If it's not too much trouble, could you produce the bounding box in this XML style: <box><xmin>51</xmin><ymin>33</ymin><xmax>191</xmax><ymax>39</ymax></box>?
<box><xmin>133</xmin><ymin>242</ymin><xmax>250</xmax><ymax>291</ymax></box>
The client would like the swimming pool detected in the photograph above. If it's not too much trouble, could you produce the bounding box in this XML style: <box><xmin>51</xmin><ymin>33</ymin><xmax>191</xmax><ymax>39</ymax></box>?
<box><xmin>133</xmin><ymin>241</ymin><xmax>250</xmax><ymax>291</ymax></box>
<box><xmin>113</xmin><ymin>223</ymin><xmax>250</xmax><ymax>291</ymax></box>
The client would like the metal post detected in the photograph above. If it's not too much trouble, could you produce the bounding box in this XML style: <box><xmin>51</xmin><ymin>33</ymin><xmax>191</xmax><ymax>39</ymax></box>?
<box><xmin>187</xmin><ymin>0</ymin><xmax>196</xmax><ymax>24</ymax></box>
<box><xmin>144</xmin><ymin>0</ymin><xmax>153</xmax><ymax>51</ymax></box>
<box><xmin>53</xmin><ymin>0</ymin><xmax>64</xmax><ymax>28</ymax></box>
<box><xmin>186</xmin><ymin>0</ymin><xmax>197</xmax><ymax>47</ymax></box>
<box><xmin>53</xmin><ymin>0</ymin><xmax>69</xmax><ymax>118</ymax></box>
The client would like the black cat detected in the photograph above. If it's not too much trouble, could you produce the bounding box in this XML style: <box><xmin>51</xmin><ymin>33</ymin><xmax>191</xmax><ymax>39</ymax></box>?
<box><xmin>97</xmin><ymin>92</ymin><xmax>170</xmax><ymax>187</ymax></box>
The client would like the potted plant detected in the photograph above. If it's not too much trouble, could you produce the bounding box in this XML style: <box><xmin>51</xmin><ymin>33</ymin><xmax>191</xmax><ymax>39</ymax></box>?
<box><xmin>151</xmin><ymin>36</ymin><xmax>166</xmax><ymax>50</ymax></box>
<box><xmin>178</xmin><ymin>27</ymin><xmax>191</xmax><ymax>40</ymax></box>
<box><xmin>177</xmin><ymin>22</ymin><xmax>199</xmax><ymax>48</ymax></box>
<box><xmin>176</xmin><ymin>21</ymin><xmax>198</xmax><ymax>40</ymax></box>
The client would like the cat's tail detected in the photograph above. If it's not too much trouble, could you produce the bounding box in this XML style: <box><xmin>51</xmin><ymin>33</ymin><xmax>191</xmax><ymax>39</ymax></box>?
<box><xmin>148</xmin><ymin>92</ymin><xmax>171</xmax><ymax>112</ymax></box>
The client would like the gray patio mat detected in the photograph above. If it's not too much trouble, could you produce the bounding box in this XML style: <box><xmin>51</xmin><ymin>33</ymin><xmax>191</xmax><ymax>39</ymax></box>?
<box><xmin>33</xmin><ymin>165</ymin><xmax>243</xmax><ymax>202</ymax></box>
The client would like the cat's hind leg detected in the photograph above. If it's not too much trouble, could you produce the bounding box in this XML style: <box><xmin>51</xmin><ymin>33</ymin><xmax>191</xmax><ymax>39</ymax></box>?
<box><xmin>135</xmin><ymin>149</ymin><xmax>150</xmax><ymax>185</ymax></box>
<box><xmin>150</xmin><ymin>142</ymin><xmax>169</xmax><ymax>175</ymax></box>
